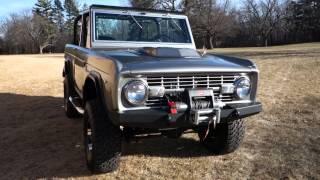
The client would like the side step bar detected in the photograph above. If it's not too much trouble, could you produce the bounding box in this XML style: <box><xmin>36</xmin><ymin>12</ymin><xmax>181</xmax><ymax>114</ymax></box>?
<box><xmin>68</xmin><ymin>97</ymin><xmax>85</xmax><ymax>115</ymax></box>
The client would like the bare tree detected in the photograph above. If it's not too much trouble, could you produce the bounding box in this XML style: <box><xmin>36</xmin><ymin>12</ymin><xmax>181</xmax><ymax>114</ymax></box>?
<box><xmin>161</xmin><ymin>0</ymin><xmax>178</xmax><ymax>10</ymax></box>
<box><xmin>184</xmin><ymin>0</ymin><xmax>235</xmax><ymax>49</ymax></box>
<box><xmin>1</xmin><ymin>12</ymin><xmax>38</xmax><ymax>54</ymax></box>
<box><xmin>27</xmin><ymin>15</ymin><xmax>57</xmax><ymax>54</ymax></box>
<box><xmin>242</xmin><ymin>0</ymin><xmax>282</xmax><ymax>46</ymax></box>
<box><xmin>130</xmin><ymin>0</ymin><xmax>179</xmax><ymax>11</ymax></box>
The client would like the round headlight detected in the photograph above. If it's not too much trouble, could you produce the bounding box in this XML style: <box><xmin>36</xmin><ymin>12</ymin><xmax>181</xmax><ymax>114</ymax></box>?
<box><xmin>234</xmin><ymin>77</ymin><xmax>251</xmax><ymax>99</ymax></box>
<box><xmin>123</xmin><ymin>80</ymin><xmax>148</xmax><ymax>106</ymax></box>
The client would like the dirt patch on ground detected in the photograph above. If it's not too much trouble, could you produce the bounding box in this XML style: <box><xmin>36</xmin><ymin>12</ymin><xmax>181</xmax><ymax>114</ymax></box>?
<box><xmin>0</xmin><ymin>44</ymin><xmax>319</xmax><ymax>179</ymax></box>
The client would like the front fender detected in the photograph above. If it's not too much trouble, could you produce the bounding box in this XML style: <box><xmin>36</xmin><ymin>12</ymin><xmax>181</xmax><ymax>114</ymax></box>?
<box><xmin>84</xmin><ymin>72</ymin><xmax>119</xmax><ymax>125</ymax></box>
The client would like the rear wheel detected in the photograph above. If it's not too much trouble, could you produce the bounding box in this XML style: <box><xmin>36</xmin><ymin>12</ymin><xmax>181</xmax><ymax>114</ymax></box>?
<box><xmin>84</xmin><ymin>98</ymin><xmax>122</xmax><ymax>173</ymax></box>
<box><xmin>198</xmin><ymin>119</ymin><xmax>245</xmax><ymax>154</ymax></box>
<box><xmin>63</xmin><ymin>77</ymin><xmax>80</xmax><ymax>118</ymax></box>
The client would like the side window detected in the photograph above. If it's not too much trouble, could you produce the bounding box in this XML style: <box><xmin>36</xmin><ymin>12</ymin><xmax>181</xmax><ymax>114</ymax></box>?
<box><xmin>80</xmin><ymin>13</ymin><xmax>89</xmax><ymax>48</ymax></box>
<box><xmin>74</xmin><ymin>17</ymin><xmax>82</xmax><ymax>45</ymax></box>
<box><xmin>86</xmin><ymin>16</ymin><xmax>91</xmax><ymax>48</ymax></box>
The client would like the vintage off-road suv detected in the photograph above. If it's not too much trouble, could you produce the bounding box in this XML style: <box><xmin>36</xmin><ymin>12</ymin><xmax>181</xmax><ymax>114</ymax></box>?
<box><xmin>63</xmin><ymin>5</ymin><xmax>262</xmax><ymax>173</ymax></box>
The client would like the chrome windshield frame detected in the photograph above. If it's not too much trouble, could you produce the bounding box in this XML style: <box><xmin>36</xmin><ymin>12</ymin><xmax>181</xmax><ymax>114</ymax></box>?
<box><xmin>91</xmin><ymin>8</ymin><xmax>196</xmax><ymax>49</ymax></box>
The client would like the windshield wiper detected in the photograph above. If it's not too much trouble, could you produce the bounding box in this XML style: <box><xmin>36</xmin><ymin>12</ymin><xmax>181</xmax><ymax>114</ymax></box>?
<box><xmin>166</xmin><ymin>14</ymin><xmax>182</xmax><ymax>31</ymax></box>
<box><xmin>126</xmin><ymin>11</ymin><xmax>143</xmax><ymax>29</ymax></box>
<box><xmin>165</xmin><ymin>14</ymin><xmax>190</xmax><ymax>41</ymax></box>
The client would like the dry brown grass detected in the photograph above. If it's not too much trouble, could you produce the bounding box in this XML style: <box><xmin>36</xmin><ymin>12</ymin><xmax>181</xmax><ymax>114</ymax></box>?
<box><xmin>0</xmin><ymin>43</ymin><xmax>319</xmax><ymax>179</ymax></box>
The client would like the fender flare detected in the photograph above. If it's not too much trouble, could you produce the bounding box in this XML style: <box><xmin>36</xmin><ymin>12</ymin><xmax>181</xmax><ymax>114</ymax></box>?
<box><xmin>84</xmin><ymin>72</ymin><xmax>118</xmax><ymax>125</ymax></box>
<box><xmin>84</xmin><ymin>71</ymin><xmax>103</xmax><ymax>100</ymax></box>
<box><xmin>83</xmin><ymin>71</ymin><xmax>109</xmax><ymax>111</ymax></box>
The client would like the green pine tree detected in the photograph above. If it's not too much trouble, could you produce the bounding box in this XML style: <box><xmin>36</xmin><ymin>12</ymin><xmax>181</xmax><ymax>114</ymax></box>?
<box><xmin>64</xmin><ymin>0</ymin><xmax>80</xmax><ymax>33</ymax></box>
<box><xmin>290</xmin><ymin>0</ymin><xmax>320</xmax><ymax>41</ymax></box>
<box><xmin>82</xmin><ymin>3</ymin><xmax>89</xmax><ymax>11</ymax></box>
<box><xmin>33</xmin><ymin>0</ymin><xmax>53</xmax><ymax>22</ymax></box>
<box><xmin>52</xmin><ymin>0</ymin><xmax>64</xmax><ymax>31</ymax></box>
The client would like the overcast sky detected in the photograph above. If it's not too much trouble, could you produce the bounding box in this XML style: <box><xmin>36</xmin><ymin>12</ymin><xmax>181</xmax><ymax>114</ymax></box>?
<box><xmin>0</xmin><ymin>0</ymin><xmax>129</xmax><ymax>17</ymax></box>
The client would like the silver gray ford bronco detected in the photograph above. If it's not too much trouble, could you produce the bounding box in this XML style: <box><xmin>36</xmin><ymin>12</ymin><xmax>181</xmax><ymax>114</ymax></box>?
<box><xmin>63</xmin><ymin>5</ymin><xmax>262</xmax><ymax>173</ymax></box>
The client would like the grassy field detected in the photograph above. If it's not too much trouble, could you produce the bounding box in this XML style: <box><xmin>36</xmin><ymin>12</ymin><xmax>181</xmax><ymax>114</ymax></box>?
<box><xmin>0</xmin><ymin>43</ymin><xmax>319</xmax><ymax>179</ymax></box>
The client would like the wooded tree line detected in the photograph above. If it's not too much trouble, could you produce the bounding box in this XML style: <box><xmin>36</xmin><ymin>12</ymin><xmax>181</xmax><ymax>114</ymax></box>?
<box><xmin>0</xmin><ymin>0</ymin><xmax>319</xmax><ymax>54</ymax></box>
<box><xmin>131</xmin><ymin>0</ymin><xmax>320</xmax><ymax>48</ymax></box>
<box><xmin>0</xmin><ymin>0</ymin><xmax>81</xmax><ymax>54</ymax></box>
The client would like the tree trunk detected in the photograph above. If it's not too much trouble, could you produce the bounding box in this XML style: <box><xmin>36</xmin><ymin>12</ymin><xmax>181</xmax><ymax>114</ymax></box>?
<box><xmin>40</xmin><ymin>46</ymin><xmax>44</xmax><ymax>54</ymax></box>
<box><xmin>264</xmin><ymin>38</ymin><xmax>268</xmax><ymax>47</ymax></box>
<box><xmin>202</xmin><ymin>37</ymin><xmax>206</xmax><ymax>49</ymax></box>
<box><xmin>209</xmin><ymin>36</ymin><xmax>214</xmax><ymax>49</ymax></box>
<box><xmin>39</xmin><ymin>43</ymin><xmax>51</xmax><ymax>54</ymax></box>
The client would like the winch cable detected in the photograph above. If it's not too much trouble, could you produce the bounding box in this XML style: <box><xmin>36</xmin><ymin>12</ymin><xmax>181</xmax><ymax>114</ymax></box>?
<box><xmin>203</xmin><ymin>108</ymin><xmax>242</xmax><ymax>140</ymax></box>
<box><xmin>203</xmin><ymin>119</ymin><xmax>213</xmax><ymax>140</ymax></box>
<box><xmin>192</xmin><ymin>99</ymin><xmax>212</xmax><ymax>109</ymax></box>
<box><xmin>193</xmin><ymin>99</ymin><xmax>214</xmax><ymax>140</ymax></box>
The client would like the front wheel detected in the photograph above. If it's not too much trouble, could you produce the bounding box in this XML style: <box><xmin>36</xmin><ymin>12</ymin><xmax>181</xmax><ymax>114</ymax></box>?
<box><xmin>198</xmin><ymin>119</ymin><xmax>245</xmax><ymax>154</ymax></box>
<box><xmin>84</xmin><ymin>98</ymin><xmax>122</xmax><ymax>173</ymax></box>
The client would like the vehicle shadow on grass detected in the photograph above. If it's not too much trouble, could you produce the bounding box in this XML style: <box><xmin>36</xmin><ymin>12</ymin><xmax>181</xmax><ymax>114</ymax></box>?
<box><xmin>122</xmin><ymin>136</ymin><xmax>211</xmax><ymax>158</ymax></box>
<box><xmin>0</xmin><ymin>93</ymin><xmax>90</xmax><ymax>179</ymax></box>
<box><xmin>0</xmin><ymin>93</ymin><xmax>212</xmax><ymax>179</ymax></box>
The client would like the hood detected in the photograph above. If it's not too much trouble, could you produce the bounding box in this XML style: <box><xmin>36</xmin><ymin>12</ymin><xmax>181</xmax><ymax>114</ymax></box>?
<box><xmin>94</xmin><ymin>48</ymin><xmax>255</xmax><ymax>75</ymax></box>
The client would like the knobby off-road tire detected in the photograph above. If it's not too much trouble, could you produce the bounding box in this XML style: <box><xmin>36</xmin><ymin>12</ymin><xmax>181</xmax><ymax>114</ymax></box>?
<box><xmin>63</xmin><ymin>77</ymin><xmax>80</xmax><ymax>118</ymax></box>
<box><xmin>198</xmin><ymin>119</ymin><xmax>245</xmax><ymax>154</ymax></box>
<box><xmin>84</xmin><ymin>98</ymin><xmax>122</xmax><ymax>173</ymax></box>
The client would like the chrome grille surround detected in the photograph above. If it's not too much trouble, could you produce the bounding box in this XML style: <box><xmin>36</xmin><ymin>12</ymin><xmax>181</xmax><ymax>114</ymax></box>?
<box><xmin>143</xmin><ymin>74</ymin><xmax>239</xmax><ymax>107</ymax></box>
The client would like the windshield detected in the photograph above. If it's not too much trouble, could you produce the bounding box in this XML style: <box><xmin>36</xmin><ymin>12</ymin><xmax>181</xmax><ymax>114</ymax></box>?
<box><xmin>94</xmin><ymin>13</ymin><xmax>192</xmax><ymax>43</ymax></box>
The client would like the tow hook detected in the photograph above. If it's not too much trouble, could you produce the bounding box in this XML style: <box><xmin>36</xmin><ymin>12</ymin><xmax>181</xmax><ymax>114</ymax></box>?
<box><xmin>167</xmin><ymin>100</ymin><xmax>177</xmax><ymax>124</ymax></box>
<box><xmin>168</xmin><ymin>100</ymin><xmax>177</xmax><ymax>114</ymax></box>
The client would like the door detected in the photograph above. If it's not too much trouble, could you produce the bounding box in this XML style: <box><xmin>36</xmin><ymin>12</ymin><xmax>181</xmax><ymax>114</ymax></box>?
<box><xmin>73</xmin><ymin>13</ymin><xmax>90</xmax><ymax>93</ymax></box>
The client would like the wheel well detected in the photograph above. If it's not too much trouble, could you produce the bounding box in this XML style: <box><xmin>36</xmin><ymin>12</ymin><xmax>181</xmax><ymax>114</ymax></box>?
<box><xmin>83</xmin><ymin>78</ymin><xmax>97</xmax><ymax>104</ymax></box>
